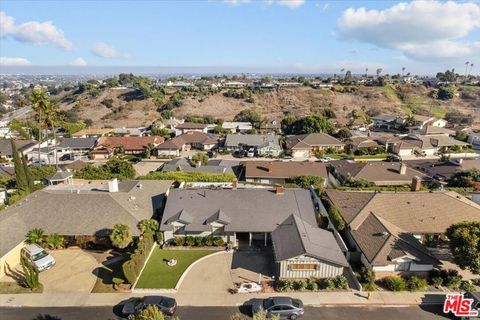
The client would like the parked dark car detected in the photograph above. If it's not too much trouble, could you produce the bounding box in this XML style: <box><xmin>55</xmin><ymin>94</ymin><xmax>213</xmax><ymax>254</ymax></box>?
<box><xmin>121</xmin><ymin>296</ymin><xmax>177</xmax><ymax>316</ymax></box>
<box><xmin>251</xmin><ymin>297</ymin><xmax>304</xmax><ymax>319</ymax></box>
<box><xmin>59</xmin><ymin>153</ymin><xmax>72</xmax><ymax>161</ymax></box>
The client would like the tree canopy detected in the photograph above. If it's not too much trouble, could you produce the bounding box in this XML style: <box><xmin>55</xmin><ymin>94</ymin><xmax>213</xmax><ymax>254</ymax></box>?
<box><xmin>446</xmin><ymin>221</ymin><xmax>480</xmax><ymax>274</ymax></box>
<box><xmin>233</xmin><ymin>109</ymin><xmax>262</xmax><ymax>128</ymax></box>
<box><xmin>282</xmin><ymin>115</ymin><xmax>336</xmax><ymax>135</ymax></box>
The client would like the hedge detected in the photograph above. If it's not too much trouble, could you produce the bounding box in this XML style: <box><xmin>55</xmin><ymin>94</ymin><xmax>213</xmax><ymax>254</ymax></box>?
<box><xmin>328</xmin><ymin>205</ymin><xmax>345</xmax><ymax>231</ymax></box>
<box><xmin>139</xmin><ymin>171</ymin><xmax>236</xmax><ymax>182</ymax></box>
<box><xmin>172</xmin><ymin>235</ymin><xmax>224</xmax><ymax>247</ymax></box>
<box><xmin>121</xmin><ymin>231</ymin><xmax>155</xmax><ymax>285</ymax></box>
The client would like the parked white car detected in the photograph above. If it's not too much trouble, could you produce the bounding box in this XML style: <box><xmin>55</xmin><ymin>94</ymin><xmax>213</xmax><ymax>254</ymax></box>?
<box><xmin>246</xmin><ymin>148</ymin><xmax>255</xmax><ymax>158</ymax></box>
<box><xmin>21</xmin><ymin>244</ymin><xmax>56</xmax><ymax>272</ymax></box>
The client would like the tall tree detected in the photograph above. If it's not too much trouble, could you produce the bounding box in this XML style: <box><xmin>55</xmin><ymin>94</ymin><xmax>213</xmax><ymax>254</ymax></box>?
<box><xmin>29</xmin><ymin>89</ymin><xmax>50</xmax><ymax>164</ymax></box>
<box><xmin>22</xmin><ymin>153</ymin><xmax>34</xmax><ymax>191</ymax></box>
<box><xmin>11</xmin><ymin>139</ymin><xmax>28</xmax><ymax>193</ymax></box>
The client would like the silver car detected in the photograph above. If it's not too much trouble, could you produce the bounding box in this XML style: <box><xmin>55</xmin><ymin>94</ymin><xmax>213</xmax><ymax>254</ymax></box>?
<box><xmin>21</xmin><ymin>244</ymin><xmax>56</xmax><ymax>272</ymax></box>
<box><xmin>251</xmin><ymin>297</ymin><xmax>304</xmax><ymax>319</ymax></box>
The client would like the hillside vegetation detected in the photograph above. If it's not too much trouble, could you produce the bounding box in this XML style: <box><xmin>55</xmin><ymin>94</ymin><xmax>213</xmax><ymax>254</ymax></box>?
<box><xmin>51</xmin><ymin>83</ymin><xmax>480</xmax><ymax>128</ymax></box>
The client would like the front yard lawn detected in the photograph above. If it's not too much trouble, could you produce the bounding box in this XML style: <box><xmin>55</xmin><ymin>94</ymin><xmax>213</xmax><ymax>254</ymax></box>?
<box><xmin>0</xmin><ymin>282</ymin><xmax>43</xmax><ymax>294</ymax></box>
<box><xmin>135</xmin><ymin>248</ymin><xmax>217</xmax><ymax>289</ymax></box>
<box><xmin>91</xmin><ymin>254</ymin><xmax>129</xmax><ymax>293</ymax></box>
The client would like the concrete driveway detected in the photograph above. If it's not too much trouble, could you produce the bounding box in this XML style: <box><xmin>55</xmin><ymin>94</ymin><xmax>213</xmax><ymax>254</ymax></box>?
<box><xmin>40</xmin><ymin>249</ymin><xmax>99</xmax><ymax>293</ymax></box>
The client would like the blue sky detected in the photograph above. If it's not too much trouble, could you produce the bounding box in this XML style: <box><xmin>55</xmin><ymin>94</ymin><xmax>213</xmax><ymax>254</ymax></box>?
<box><xmin>0</xmin><ymin>0</ymin><xmax>479</xmax><ymax>75</ymax></box>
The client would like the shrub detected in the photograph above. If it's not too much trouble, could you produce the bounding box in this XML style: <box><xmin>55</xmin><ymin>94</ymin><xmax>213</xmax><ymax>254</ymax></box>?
<box><xmin>110</xmin><ymin>224</ymin><xmax>133</xmax><ymax>249</ymax></box>
<box><xmin>328</xmin><ymin>205</ymin><xmax>345</xmax><ymax>231</ymax></box>
<box><xmin>195</xmin><ymin>236</ymin><xmax>206</xmax><ymax>247</ymax></box>
<box><xmin>325</xmin><ymin>278</ymin><xmax>336</xmax><ymax>290</ymax></box>
<box><xmin>293</xmin><ymin>280</ymin><xmax>308</xmax><ymax>291</ymax></box>
<box><xmin>384</xmin><ymin>276</ymin><xmax>406</xmax><ymax>291</ymax></box>
<box><xmin>334</xmin><ymin>275</ymin><xmax>348</xmax><ymax>289</ymax></box>
<box><xmin>213</xmin><ymin>237</ymin><xmax>224</xmax><ymax>246</ymax></box>
<box><xmin>156</xmin><ymin>230</ymin><xmax>164</xmax><ymax>245</ymax></box>
<box><xmin>441</xmin><ymin>269</ymin><xmax>463</xmax><ymax>290</ymax></box>
<box><xmin>21</xmin><ymin>256</ymin><xmax>39</xmax><ymax>290</ymax></box>
<box><xmin>25</xmin><ymin>228</ymin><xmax>45</xmax><ymax>245</ymax></box>
<box><xmin>138</xmin><ymin>219</ymin><xmax>159</xmax><ymax>234</ymax></box>
<box><xmin>185</xmin><ymin>236</ymin><xmax>195</xmax><ymax>246</ymax></box>
<box><xmin>174</xmin><ymin>237</ymin><xmax>185</xmax><ymax>246</ymax></box>
<box><xmin>357</xmin><ymin>267</ymin><xmax>376</xmax><ymax>287</ymax></box>
<box><xmin>45</xmin><ymin>233</ymin><xmax>65</xmax><ymax>250</ymax></box>
<box><xmin>113</xmin><ymin>277</ymin><xmax>124</xmax><ymax>285</ymax></box>
<box><xmin>431</xmin><ymin>277</ymin><xmax>443</xmax><ymax>288</ymax></box>
<box><xmin>406</xmin><ymin>276</ymin><xmax>428</xmax><ymax>292</ymax></box>
<box><xmin>128</xmin><ymin>304</ymin><xmax>165</xmax><ymax>320</ymax></box>
<box><xmin>306</xmin><ymin>279</ymin><xmax>318</xmax><ymax>291</ymax></box>
<box><xmin>461</xmin><ymin>280</ymin><xmax>476</xmax><ymax>292</ymax></box>
<box><xmin>276</xmin><ymin>280</ymin><xmax>293</xmax><ymax>292</ymax></box>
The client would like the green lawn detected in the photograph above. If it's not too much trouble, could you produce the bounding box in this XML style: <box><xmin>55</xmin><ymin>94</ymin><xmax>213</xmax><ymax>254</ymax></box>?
<box><xmin>0</xmin><ymin>282</ymin><xmax>43</xmax><ymax>294</ymax></box>
<box><xmin>135</xmin><ymin>248</ymin><xmax>217</xmax><ymax>289</ymax></box>
<box><xmin>354</xmin><ymin>153</ymin><xmax>390</xmax><ymax>160</ymax></box>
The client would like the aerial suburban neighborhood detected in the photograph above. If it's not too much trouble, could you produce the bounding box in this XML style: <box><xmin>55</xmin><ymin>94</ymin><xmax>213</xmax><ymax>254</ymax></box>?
<box><xmin>0</xmin><ymin>1</ymin><xmax>480</xmax><ymax>320</ymax></box>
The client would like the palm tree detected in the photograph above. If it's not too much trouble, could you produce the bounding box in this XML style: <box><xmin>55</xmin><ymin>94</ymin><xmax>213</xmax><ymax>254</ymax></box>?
<box><xmin>402</xmin><ymin>67</ymin><xmax>406</xmax><ymax>77</ymax></box>
<box><xmin>365</xmin><ymin>68</ymin><xmax>368</xmax><ymax>77</ymax></box>
<box><xmin>46</xmin><ymin>233</ymin><xmax>64</xmax><ymax>249</ymax></box>
<box><xmin>26</xmin><ymin>228</ymin><xmax>45</xmax><ymax>245</ymax></box>
<box><xmin>109</xmin><ymin>224</ymin><xmax>133</xmax><ymax>249</ymax></box>
<box><xmin>465</xmin><ymin>61</ymin><xmax>470</xmax><ymax>77</ymax></box>
<box><xmin>44</xmin><ymin>103</ymin><xmax>60</xmax><ymax>167</ymax></box>
<box><xmin>376</xmin><ymin>68</ymin><xmax>383</xmax><ymax>77</ymax></box>
<box><xmin>468</xmin><ymin>63</ymin><xmax>474</xmax><ymax>77</ymax></box>
<box><xmin>138</xmin><ymin>219</ymin><xmax>159</xmax><ymax>234</ymax></box>
<box><xmin>29</xmin><ymin>89</ymin><xmax>51</xmax><ymax>164</ymax></box>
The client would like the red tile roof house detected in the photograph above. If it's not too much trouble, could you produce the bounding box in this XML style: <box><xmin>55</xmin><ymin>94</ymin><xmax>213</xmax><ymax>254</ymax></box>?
<box><xmin>91</xmin><ymin>136</ymin><xmax>164</xmax><ymax>159</ymax></box>
<box><xmin>155</xmin><ymin>132</ymin><xmax>220</xmax><ymax>157</ymax></box>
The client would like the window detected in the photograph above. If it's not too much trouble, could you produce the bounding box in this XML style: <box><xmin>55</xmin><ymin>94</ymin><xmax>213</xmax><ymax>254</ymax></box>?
<box><xmin>290</xmin><ymin>263</ymin><xmax>316</xmax><ymax>270</ymax></box>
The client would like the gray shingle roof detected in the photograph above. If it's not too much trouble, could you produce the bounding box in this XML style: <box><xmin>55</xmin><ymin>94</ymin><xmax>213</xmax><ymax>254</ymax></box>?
<box><xmin>224</xmin><ymin>134</ymin><xmax>281</xmax><ymax>149</ymax></box>
<box><xmin>0</xmin><ymin>180</ymin><xmax>173</xmax><ymax>257</ymax></box>
<box><xmin>57</xmin><ymin>138</ymin><xmax>97</xmax><ymax>150</ymax></box>
<box><xmin>0</xmin><ymin>139</ymin><xmax>38</xmax><ymax>157</ymax></box>
<box><xmin>161</xmin><ymin>158</ymin><xmax>239</xmax><ymax>175</ymax></box>
<box><xmin>286</xmin><ymin>133</ymin><xmax>344</xmax><ymax>150</ymax></box>
<box><xmin>271</xmin><ymin>215</ymin><xmax>349</xmax><ymax>266</ymax></box>
<box><xmin>160</xmin><ymin>188</ymin><xmax>317</xmax><ymax>233</ymax></box>
<box><xmin>47</xmin><ymin>170</ymin><xmax>73</xmax><ymax>181</ymax></box>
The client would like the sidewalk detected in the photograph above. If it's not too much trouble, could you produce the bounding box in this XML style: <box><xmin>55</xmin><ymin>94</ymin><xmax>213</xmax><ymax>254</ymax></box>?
<box><xmin>0</xmin><ymin>291</ymin><xmax>447</xmax><ymax>308</ymax></box>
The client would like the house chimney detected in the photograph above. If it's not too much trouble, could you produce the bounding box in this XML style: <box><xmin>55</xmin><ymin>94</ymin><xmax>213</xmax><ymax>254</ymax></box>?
<box><xmin>108</xmin><ymin>178</ymin><xmax>119</xmax><ymax>193</ymax></box>
<box><xmin>196</xmin><ymin>161</ymin><xmax>202</xmax><ymax>168</ymax></box>
<box><xmin>457</xmin><ymin>158</ymin><xmax>464</xmax><ymax>165</ymax></box>
<box><xmin>275</xmin><ymin>185</ymin><xmax>285</xmax><ymax>195</ymax></box>
<box><xmin>231</xmin><ymin>179</ymin><xmax>238</xmax><ymax>190</ymax></box>
<box><xmin>267</xmin><ymin>163</ymin><xmax>272</xmax><ymax>172</ymax></box>
<box><xmin>399</xmin><ymin>162</ymin><xmax>407</xmax><ymax>175</ymax></box>
<box><xmin>411</xmin><ymin>176</ymin><xmax>422</xmax><ymax>192</ymax></box>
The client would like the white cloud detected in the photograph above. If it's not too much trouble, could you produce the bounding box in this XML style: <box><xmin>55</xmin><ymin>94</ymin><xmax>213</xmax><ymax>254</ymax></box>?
<box><xmin>316</xmin><ymin>2</ymin><xmax>329</xmax><ymax>12</ymax></box>
<box><xmin>0</xmin><ymin>11</ymin><xmax>73</xmax><ymax>50</ymax></box>
<box><xmin>91</xmin><ymin>42</ymin><xmax>118</xmax><ymax>58</ymax></box>
<box><xmin>338</xmin><ymin>1</ymin><xmax>480</xmax><ymax>61</ymax></box>
<box><xmin>70</xmin><ymin>57</ymin><xmax>87</xmax><ymax>66</ymax></box>
<box><xmin>277</xmin><ymin>0</ymin><xmax>304</xmax><ymax>9</ymax></box>
<box><xmin>0</xmin><ymin>57</ymin><xmax>31</xmax><ymax>66</ymax></box>
<box><xmin>224</xmin><ymin>0</ymin><xmax>251</xmax><ymax>5</ymax></box>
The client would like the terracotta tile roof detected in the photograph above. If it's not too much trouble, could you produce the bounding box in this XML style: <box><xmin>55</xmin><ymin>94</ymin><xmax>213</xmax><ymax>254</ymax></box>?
<box><xmin>94</xmin><ymin>136</ymin><xmax>164</xmax><ymax>152</ymax></box>
<box><xmin>245</xmin><ymin>161</ymin><xmax>328</xmax><ymax>179</ymax></box>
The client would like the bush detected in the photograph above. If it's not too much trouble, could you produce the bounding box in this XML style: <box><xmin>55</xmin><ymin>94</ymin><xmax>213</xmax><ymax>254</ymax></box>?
<box><xmin>406</xmin><ymin>276</ymin><xmax>428</xmax><ymax>292</ymax></box>
<box><xmin>184</xmin><ymin>236</ymin><xmax>195</xmax><ymax>246</ymax></box>
<box><xmin>293</xmin><ymin>280</ymin><xmax>308</xmax><ymax>291</ymax></box>
<box><xmin>441</xmin><ymin>269</ymin><xmax>463</xmax><ymax>290</ymax></box>
<box><xmin>325</xmin><ymin>278</ymin><xmax>336</xmax><ymax>290</ymax></box>
<box><xmin>431</xmin><ymin>277</ymin><xmax>443</xmax><ymax>288</ymax></box>
<box><xmin>122</xmin><ymin>259</ymin><xmax>137</xmax><ymax>285</ymax></box>
<box><xmin>174</xmin><ymin>237</ymin><xmax>185</xmax><ymax>246</ymax></box>
<box><xmin>461</xmin><ymin>280</ymin><xmax>476</xmax><ymax>292</ymax></box>
<box><xmin>109</xmin><ymin>224</ymin><xmax>133</xmax><ymax>249</ymax></box>
<box><xmin>195</xmin><ymin>236</ymin><xmax>206</xmax><ymax>247</ymax></box>
<box><xmin>328</xmin><ymin>205</ymin><xmax>345</xmax><ymax>231</ymax></box>
<box><xmin>275</xmin><ymin>279</ymin><xmax>293</xmax><ymax>292</ymax></box>
<box><xmin>45</xmin><ymin>233</ymin><xmax>65</xmax><ymax>250</ymax></box>
<box><xmin>21</xmin><ymin>256</ymin><xmax>40</xmax><ymax>290</ymax></box>
<box><xmin>357</xmin><ymin>267</ymin><xmax>376</xmax><ymax>286</ymax></box>
<box><xmin>306</xmin><ymin>279</ymin><xmax>318</xmax><ymax>291</ymax></box>
<box><xmin>213</xmin><ymin>237</ymin><xmax>224</xmax><ymax>246</ymax></box>
<box><xmin>384</xmin><ymin>276</ymin><xmax>406</xmax><ymax>291</ymax></box>
<box><xmin>334</xmin><ymin>275</ymin><xmax>348</xmax><ymax>289</ymax></box>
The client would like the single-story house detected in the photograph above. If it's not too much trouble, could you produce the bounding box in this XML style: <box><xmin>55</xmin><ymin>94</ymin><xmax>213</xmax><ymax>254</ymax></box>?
<box><xmin>161</xmin><ymin>158</ymin><xmax>241</xmax><ymax>176</ymax></box>
<box><xmin>399</xmin><ymin>135</ymin><xmax>470</xmax><ymax>156</ymax></box>
<box><xmin>160</xmin><ymin>187</ymin><xmax>348</xmax><ymax>279</ymax></box>
<box><xmin>71</xmin><ymin>128</ymin><xmax>113</xmax><ymax>138</ymax></box>
<box><xmin>175</xmin><ymin>122</ymin><xmax>208</xmax><ymax>136</ymax></box>
<box><xmin>110</xmin><ymin>127</ymin><xmax>148</xmax><ymax>136</ymax></box>
<box><xmin>371</xmin><ymin>115</ymin><xmax>404</xmax><ymax>130</ymax></box>
<box><xmin>349</xmin><ymin>136</ymin><xmax>382</xmax><ymax>153</ymax></box>
<box><xmin>0</xmin><ymin>139</ymin><xmax>38</xmax><ymax>160</ymax></box>
<box><xmin>325</xmin><ymin>190</ymin><xmax>480</xmax><ymax>274</ymax></box>
<box><xmin>224</xmin><ymin>134</ymin><xmax>282</xmax><ymax>156</ymax></box>
<box><xmin>56</xmin><ymin>138</ymin><xmax>97</xmax><ymax>156</ymax></box>
<box><xmin>407</xmin><ymin>159</ymin><xmax>480</xmax><ymax>182</ymax></box>
<box><xmin>91</xmin><ymin>136</ymin><xmax>164</xmax><ymax>159</ymax></box>
<box><xmin>259</xmin><ymin>119</ymin><xmax>282</xmax><ymax>134</ymax></box>
<box><xmin>221</xmin><ymin>122</ymin><xmax>252</xmax><ymax>133</ymax></box>
<box><xmin>244</xmin><ymin>161</ymin><xmax>328</xmax><ymax>185</ymax></box>
<box><xmin>0</xmin><ymin>179</ymin><xmax>173</xmax><ymax>277</ymax></box>
<box><xmin>286</xmin><ymin>133</ymin><xmax>345</xmax><ymax>158</ymax></box>
<box><xmin>155</xmin><ymin>132</ymin><xmax>220</xmax><ymax>157</ymax></box>
<box><xmin>328</xmin><ymin>160</ymin><xmax>427</xmax><ymax>186</ymax></box>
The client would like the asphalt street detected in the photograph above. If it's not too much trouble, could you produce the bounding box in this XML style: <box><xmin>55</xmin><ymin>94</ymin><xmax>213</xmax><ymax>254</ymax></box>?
<box><xmin>0</xmin><ymin>305</ymin><xmax>455</xmax><ymax>320</ymax></box>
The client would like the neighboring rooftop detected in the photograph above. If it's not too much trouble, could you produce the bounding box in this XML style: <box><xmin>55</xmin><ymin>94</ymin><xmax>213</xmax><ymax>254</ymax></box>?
<box><xmin>57</xmin><ymin>137</ymin><xmax>97</xmax><ymax>149</ymax></box>
<box><xmin>0</xmin><ymin>139</ymin><xmax>38</xmax><ymax>157</ymax></box>
<box><xmin>224</xmin><ymin>134</ymin><xmax>281</xmax><ymax>148</ymax></box>
<box><xmin>245</xmin><ymin>161</ymin><xmax>328</xmax><ymax>179</ymax></box>
<box><xmin>176</xmin><ymin>122</ymin><xmax>207</xmax><ymax>129</ymax></box>
<box><xmin>161</xmin><ymin>158</ymin><xmax>240</xmax><ymax>175</ymax></box>
<box><xmin>156</xmin><ymin>132</ymin><xmax>219</xmax><ymax>150</ymax></box>
<box><xmin>0</xmin><ymin>180</ymin><xmax>173</xmax><ymax>257</ymax></box>
<box><xmin>286</xmin><ymin>133</ymin><xmax>344</xmax><ymax>149</ymax></box>
<box><xmin>71</xmin><ymin>128</ymin><xmax>112</xmax><ymax>137</ymax></box>
<box><xmin>94</xmin><ymin>136</ymin><xmax>164</xmax><ymax>151</ymax></box>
